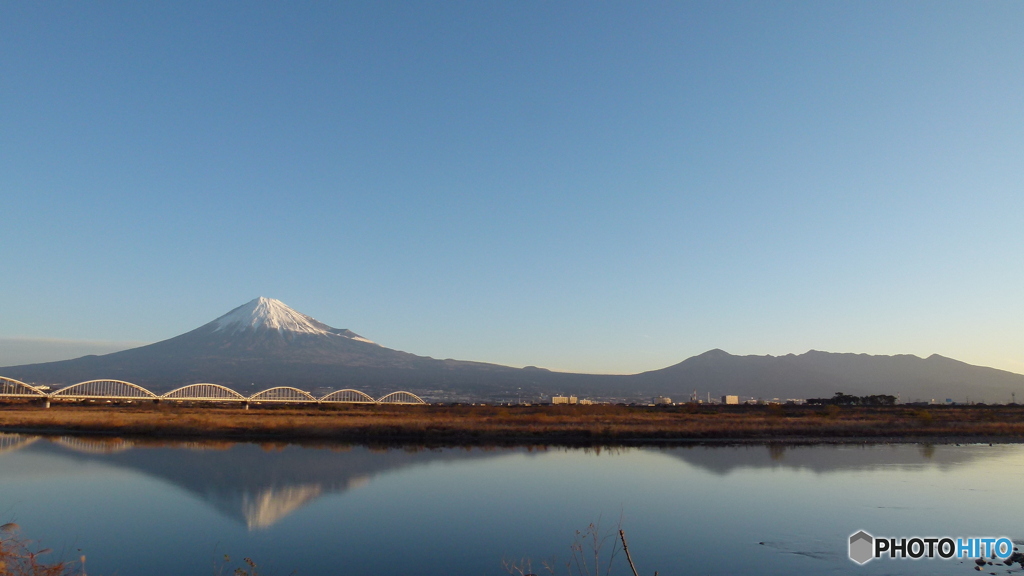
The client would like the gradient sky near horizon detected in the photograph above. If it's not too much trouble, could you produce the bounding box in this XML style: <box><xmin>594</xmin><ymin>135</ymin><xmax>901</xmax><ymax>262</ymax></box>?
<box><xmin>2</xmin><ymin>2</ymin><xmax>1022</xmax><ymax>374</ymax></box>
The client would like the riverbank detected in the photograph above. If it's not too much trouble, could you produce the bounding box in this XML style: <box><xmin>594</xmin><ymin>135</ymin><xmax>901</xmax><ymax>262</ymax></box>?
<box><xmin>2</xmin><ymin>403</ymin><xmax>1024</xmax><ymax>444</ymax></box>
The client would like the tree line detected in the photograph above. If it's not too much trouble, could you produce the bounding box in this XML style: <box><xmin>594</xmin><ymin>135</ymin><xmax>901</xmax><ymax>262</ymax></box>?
<box><xmin>806</xmin><ymin>392</ymin><xmax>897</xmax><ymax>406</ymax></box>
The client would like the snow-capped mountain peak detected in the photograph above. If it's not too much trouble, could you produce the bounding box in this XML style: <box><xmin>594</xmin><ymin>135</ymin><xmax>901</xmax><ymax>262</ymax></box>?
<box><xmin>212</xmin><ymin>297</ymin><xmax>328</xmax><ymax>335</ymax></box>
<box><xmin>210</xmin><ymin>297</ymin><xmax>374</xmax><ymax>343</ymax></box>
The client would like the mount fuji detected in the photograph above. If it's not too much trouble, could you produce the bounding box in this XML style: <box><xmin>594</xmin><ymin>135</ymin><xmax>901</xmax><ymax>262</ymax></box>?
<box><xmin>0</xmin><ymin>297</ymin><xmax>579</xmax><ymax>395</ymax></box>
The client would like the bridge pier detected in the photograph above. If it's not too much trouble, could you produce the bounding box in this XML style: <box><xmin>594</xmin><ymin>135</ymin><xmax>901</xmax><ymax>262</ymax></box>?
<box><xmin>44</xmin><ymin>399</ymin><xmax>50</xmax><ymax>409</ymax></box>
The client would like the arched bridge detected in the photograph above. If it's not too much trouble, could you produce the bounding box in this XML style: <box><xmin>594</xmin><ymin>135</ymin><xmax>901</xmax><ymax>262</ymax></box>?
<box><xmin>51</xmin><ymin>380</ymin><xmax>159</xmax><ymax>401</ymax></box>
<box><xmin>377</xmin><ymin>391</ymin><xmax>426</xmax><ymax>404</ymax></box>
<box><xmin>0</xmin><ymin>377</ymin><xmax>428</xmax><ymax>406</ymax></box>
<box><xmin>163</xmin><ymin>383</ymin><xmax>247</xmax><ymax>402</ymax></box>
<box><xmin>320</xmin><ymin>389</ymin><xmax>376</xmax><ymax>404</ymax></box>
<box><xmin>0</xmin><ymin>377</ymin><xmax>46</xmax><ymax>398</ymax></box>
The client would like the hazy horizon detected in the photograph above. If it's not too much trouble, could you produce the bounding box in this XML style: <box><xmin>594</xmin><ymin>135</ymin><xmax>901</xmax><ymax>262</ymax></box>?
<box><xmin>0</xmin><ymin>337</ymin><xmax>149</xmax><ymax>368</ymax></box>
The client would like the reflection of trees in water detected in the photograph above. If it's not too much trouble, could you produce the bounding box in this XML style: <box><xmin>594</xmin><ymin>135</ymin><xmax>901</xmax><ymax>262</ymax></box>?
<box><xmin>768</xmin><ymin>444</ymin><xmax>786</xmax><ymax>461</ymax></box>
<box><xmin>918</xmin><ymin>443</ymin><xmax>935</xmax><ymax>459</ymax></box>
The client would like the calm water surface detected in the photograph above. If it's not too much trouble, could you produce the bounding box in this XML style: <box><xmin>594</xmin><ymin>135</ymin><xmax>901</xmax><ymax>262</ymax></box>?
<box><xmin>0</xmin><ymin>435</ymin><xmax>1020</xmax><ymax>575</ymax></box>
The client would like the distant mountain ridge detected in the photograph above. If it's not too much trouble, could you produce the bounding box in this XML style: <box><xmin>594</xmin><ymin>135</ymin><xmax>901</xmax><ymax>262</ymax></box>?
<box><xmin>633</xmin><ymin>349</ymin><xmax>1024</xmax><ymax>403</ymax></box>
<box><xmin>2</xmin><ymin>297</ymin><xmax>1023</xmax><ymax>402</ymax></box>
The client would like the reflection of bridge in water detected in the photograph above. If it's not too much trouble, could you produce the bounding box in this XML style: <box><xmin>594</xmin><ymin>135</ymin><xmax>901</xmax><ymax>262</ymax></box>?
<box><xmin>52</xmin><ymin>436</ymin><xmax>135</xmax><ymax>454</ymax></box>
<box><xmin>1</xmin><ymin>433</ymin><xmax>135</xmax><ymax>455</ymax></box>
<box><xmin>0</xmin><ymin>376</ymin><xmax>426</xmax><ymax>405</ymax></box>
<box><xmin>0</xmin><ymin>434</ymin><xmax>516</xmax><ymax>530</ymax></box>
<box><xmin>0</xmin><ymin>433</ymin><xmax>39</xmax><ymax>454</ymax></box>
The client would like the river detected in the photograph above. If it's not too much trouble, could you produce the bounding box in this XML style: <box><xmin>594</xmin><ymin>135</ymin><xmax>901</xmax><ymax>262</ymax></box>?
<box><xmin>0</xmin><ymin>435</ymin><xmax>1019</xmax><ymax>575</ymax></box>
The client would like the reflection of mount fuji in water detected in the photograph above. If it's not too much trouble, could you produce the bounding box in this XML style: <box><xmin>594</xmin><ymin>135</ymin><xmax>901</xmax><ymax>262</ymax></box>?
<box><xmin>23</xmin><ymin>438</ymin><xmax>515</xmax><ymax>529</ymax></box>
<box><xmin>3</xmin><ymin>435</ymin><xmax>1010</xmax><ymax>528</ymax></box>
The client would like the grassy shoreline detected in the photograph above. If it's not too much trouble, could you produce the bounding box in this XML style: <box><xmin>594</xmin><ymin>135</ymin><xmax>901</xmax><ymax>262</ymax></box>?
<box><xmin>2</xmin><ymin>402</ymin><xmax>1024</xmax><ymax>445</ymax></box>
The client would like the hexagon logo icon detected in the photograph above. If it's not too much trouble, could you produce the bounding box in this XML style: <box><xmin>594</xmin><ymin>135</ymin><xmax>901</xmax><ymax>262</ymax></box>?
<box><xmin>849</xmin><ymin>531</ymin><xmax>874</xmax><ymax>565</ymax></box>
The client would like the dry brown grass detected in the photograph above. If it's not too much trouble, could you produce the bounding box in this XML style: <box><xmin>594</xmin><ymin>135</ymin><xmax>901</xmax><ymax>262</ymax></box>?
<box><xmin>0</xmin><ymin>523</ymin><xmax>83</xmax><ymax>576</ymax></box>
<box><xmin>1</xmin><ymin>402</ymin><xmax>1023</xmax><ymax>443</ymax></box>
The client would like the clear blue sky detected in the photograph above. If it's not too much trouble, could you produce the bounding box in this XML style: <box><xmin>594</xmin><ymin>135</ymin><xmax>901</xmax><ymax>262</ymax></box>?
<box><xmin>2</xmin><ymin>1</ymin><xmax>1022</xmax><ymax>374</ymax></box>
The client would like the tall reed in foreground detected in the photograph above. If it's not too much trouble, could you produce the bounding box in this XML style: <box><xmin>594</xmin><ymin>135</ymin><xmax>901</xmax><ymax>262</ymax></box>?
<box><xmin>0</xmin><ymin>523</ymin><xmax>84</xmax><ymax>576</ymax></box>
<box><xmin>504</xmin><ymin>522</ymin><xmax>656</xmax><ymax>576</ymax></box>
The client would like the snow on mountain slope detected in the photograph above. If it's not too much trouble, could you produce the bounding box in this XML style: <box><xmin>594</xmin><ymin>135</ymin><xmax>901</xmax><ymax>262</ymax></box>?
<box><xmin>210</xmin><ymin>297</ymin><xmax>375</xmax><ymax>343</ymax></box>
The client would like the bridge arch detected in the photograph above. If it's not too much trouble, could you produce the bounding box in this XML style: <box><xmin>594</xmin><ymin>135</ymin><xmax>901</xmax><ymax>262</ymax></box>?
<box><xmin>162</xmin><ymin>383</ymin><xmax>246</xmax><ymax>402</ymax></box>
<box><xmin>248</xmin><ymin>387</ymin><xmax>317</xmax><ymax>403</ymax></box>
<box><xmin>319</xmin><ymin>389</ymin><xmax>376</xmax><ymax>404</ymax></box>
<box><xmin>0</xmin><ymin>377</ymin><xmax>46</xmax><ymax>398</ymax></box>
<box><xmin>51</xmin><ymin>380</ymin><xmax>158</xmax><ymax>400</ymax></box>
<box><xmin>376</xmin><ymin>391</ymin><xmax>426</xmax><ymax>405</ymax></box>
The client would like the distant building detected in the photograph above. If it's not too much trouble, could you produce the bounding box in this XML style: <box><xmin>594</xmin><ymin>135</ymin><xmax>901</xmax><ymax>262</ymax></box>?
<box><xmin>578</xmin><ymin>398</ymin><xmax>594</xmax><ymax>405</ymax></box>
<box><xmin>551</xmin><ymin>395</ymin><xmax>578</xmax><ymax>405</ymax></box>
<box><xmin>722</xmin><ymin>395</ymin><xmax>739</xmax><ymax>405</ymax></box>
<box><xmin>652</xmin><ymin>396</ymin><xmax>672</xmax><ymax>406</ymax></box>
